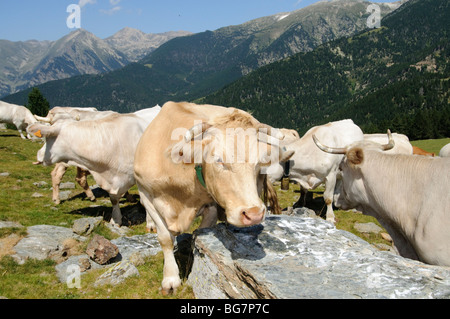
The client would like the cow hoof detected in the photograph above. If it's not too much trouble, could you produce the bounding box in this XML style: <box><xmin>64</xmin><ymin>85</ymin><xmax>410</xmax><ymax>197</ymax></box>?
<box><xmin>161</xmin><ymin>277</ymin><xmax>181</xmax><ymax>295</ymax></box>
<box><xmin>110</xmin><ymin>220</ymin><xmax>122</xmax><ymax>228</ymax></box>
<box><xmin>53</xmin><ymin>199</ymin><xmax>61</xmax><ymax>205</ymax></box>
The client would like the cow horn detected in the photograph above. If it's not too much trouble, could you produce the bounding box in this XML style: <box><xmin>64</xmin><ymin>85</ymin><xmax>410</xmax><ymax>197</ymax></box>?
<box><xmin>381</xmin><ymin>129</ymin><xmax>395</xmax><ymax>151</ymax></box>
<box><xmin>34</xmin><ymin>115</ymin><xmax>51</xmax><ymax>123</ymax></box>
<box><xmin>184</xmin><ymin>122</ymin><xmax>211</xmax><ymax>142</ymax></box>
<box><xmin>312</xmin><ymin>135</ymin><xmax>347</xmax><ymax>155</ymax></box>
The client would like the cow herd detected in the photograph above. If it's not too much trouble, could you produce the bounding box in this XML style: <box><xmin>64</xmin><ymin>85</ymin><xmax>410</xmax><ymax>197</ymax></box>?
<box><xmin>1</xmin><ymin>100</ymin><xmax>449</xmax><ymax>294</ymax></box>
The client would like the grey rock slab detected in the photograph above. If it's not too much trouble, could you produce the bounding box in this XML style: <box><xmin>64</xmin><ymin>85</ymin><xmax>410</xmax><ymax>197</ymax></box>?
<box><xmin>94</xmin><ymin>260</ymin><xmax>140</xmax><ymax>287</ymax></box>
<box><xmin>12</xmin><ymin>225</ymin><xmax>87</xmax><ymax>264</ymax></box>
<box><xmin>60</xmin><ymin>182</ymin><xmax>75</xmax><ymax>189</ymax></box>
<box><xmin>188</xmin><ymin>215</ymin><xmax>450</xmax><ymax>299</ymax></box>
<box><xmin>0</xmin><ymin>221</ymin><xmax>24</xmax><ymax>229</ymax></box>
<box><xmin>111</xmin><ymin>233</ymin><xmax>161</xmax><ymax>262</ymax></box>
<box><xmin>354</xmin><ymin>222</ymin><xmax>383</xmax><ymax>234</ymax></box>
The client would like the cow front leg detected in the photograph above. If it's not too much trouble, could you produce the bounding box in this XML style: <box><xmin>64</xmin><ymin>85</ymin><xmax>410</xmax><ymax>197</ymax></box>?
<box><xmin>324</xmin><ymin>172</ymin><xmax>337</xmax><ymax>224</ymax></box>
<box><xmin>109</xmin><ymin>195</ymin><xmax>122</xmax><ymax>227</ymax></box>
<box><xmin>51</xmin><ymin>163</ymin><xmax>68</xmax><ymax>204</ymax></box>
<box><xmin>139</xmin><ymin>190</ymin><xmax>181</xmax><ymax>294</ymax></box>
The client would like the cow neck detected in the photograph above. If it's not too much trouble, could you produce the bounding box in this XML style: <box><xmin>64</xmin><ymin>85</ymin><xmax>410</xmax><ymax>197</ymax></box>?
<box><xmin>195</xmin><ymin>164</ymin><xmax>207</xmax><ymax>188</ymax></box>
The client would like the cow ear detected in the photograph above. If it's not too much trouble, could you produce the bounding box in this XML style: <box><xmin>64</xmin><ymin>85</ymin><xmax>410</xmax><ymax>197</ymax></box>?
<box><xmin>27</xmin><ymin>123</ymin><xmax>60</xmax><ymax>138</ymax></box>
<box><xmin>347</xmin><ymin>147</ymin><xmax>364</xmax><ymax>166</ymax></box>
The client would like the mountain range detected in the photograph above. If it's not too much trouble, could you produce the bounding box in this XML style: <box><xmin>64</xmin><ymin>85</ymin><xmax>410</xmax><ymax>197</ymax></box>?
<box><xmin>2</xmin><ymin>0</ymin><xmax>403</xmax><ymax>112</ymax></box>
<box><xmin>201</xmin><ymin>0</ymin><xmax>449</xmax><ymax>139</ymax></box>
<box><xmin>0</xmin><ymin>28</ymin><xmax>191</xmax><ymax>98</ymax></box>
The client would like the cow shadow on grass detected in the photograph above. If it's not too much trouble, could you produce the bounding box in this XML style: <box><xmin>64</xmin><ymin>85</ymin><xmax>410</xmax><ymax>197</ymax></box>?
<box><xmin>62</xmin><ymin>189</ymin><xmax>146</xmax><ymax>227</ymax></box>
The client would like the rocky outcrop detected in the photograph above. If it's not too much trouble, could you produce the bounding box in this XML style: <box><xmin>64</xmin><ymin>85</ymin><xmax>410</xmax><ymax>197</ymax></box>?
<box><xmin>5</xmin><ymin>214</ymin><xmax>450</xmax><ymax>298</ymax></box>
<box><xmin>11</xmin><ymin>225</ymin><xmax>87</xmax><ymax>265</ymax></box>
<box><xmin>188</xmin><ymin>215</ymin><xmax>450</xmax><ymax>299</ymax></box>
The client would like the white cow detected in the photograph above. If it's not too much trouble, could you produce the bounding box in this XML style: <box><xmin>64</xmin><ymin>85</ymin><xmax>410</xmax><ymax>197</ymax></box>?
<box><xmin>35</xmin><ymin>107</ymin><xmax>112</xmax><ymax>124</ymax></box>
<box><xmin>0</xmin><ymin>101</ymin><xmax>37</xmax><ymax>139</ymax></box>
<box><xmin>35</xmin><ymin>107</ymin><xmax>119</xmax><ymax>204</ymax></box>
<box><xmin>364</xmin><ymin>132</ymin><xmax>413</xmax><ymax>155</ymax></box>
<box><xmin>34</xmin><ymin>106</ymin><xmax>161</xmax><ymax>204</ymax></box>
<box><xmin>27</xmin><ymin>111</ymin><xmax>157</xmax><ymax>226</ymax></box>
<box><xmin>314</xmin><ymin>131</ymin><xmax>450</xmax><ymax>266</ymax></box>
<box><xmin>439</xmin><ymin>143</ymin><xmax>450</xmax><ymax>157</ymax></box>
<box><xmin>268</xmin><ymin>119</ymin><xmax>364</xmax><ymax>223</ymax></box>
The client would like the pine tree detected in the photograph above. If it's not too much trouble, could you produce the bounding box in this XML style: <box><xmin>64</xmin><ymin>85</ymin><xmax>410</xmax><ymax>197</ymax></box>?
<box><xmin>26</xmin><ymin>88</ymin><xmax>50</xmax><ymax>117</ymax></box>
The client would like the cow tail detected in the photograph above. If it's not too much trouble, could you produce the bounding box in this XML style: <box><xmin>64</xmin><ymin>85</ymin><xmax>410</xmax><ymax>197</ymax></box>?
<box><xmin>264</xmin><ymin>175</ymin><xmax>281</xmax><ymax>215</ymax></box>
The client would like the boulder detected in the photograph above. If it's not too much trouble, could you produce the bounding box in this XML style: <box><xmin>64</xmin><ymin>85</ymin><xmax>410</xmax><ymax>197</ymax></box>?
<box><xmin>188</xmin><ymin>215</ymin><xmax>450</xmax><ymax>299</ymax></box>
<box><xmin>72</xmin><ymin>217</ymin><xmax>103</xmax><ymax>236</ymax></box>
<box><xmin>12</xmin><ymin>225</ymin><xmax>87</xmax><ymax>264</ymax></box>
<box><xmin>86</xmin><ymin>234</ymin><xmax>119</xmax><ymax>265</ymax></box>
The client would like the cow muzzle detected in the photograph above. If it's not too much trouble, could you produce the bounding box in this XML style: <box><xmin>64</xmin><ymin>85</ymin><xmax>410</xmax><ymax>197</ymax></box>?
<box><xmin>240</xmin><ymin>206</ymin><xmax>265</xmax><ymax>226</ymax></box>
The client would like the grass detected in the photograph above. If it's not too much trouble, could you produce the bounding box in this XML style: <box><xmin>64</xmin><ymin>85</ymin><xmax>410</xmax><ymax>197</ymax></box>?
<box><xmin>0</xmin><ymin>129</ymin><xmax>194</xmax><ymax>299</ymax></box>
<box><xmin>0</xmin><ymin>128</ymin><xmax>448</xmax><ymax>299</ymax></box>
<box><xmin>410</xmin><ymin>138</ymin><xmax>450</xmax><ymax>155</ymax></box>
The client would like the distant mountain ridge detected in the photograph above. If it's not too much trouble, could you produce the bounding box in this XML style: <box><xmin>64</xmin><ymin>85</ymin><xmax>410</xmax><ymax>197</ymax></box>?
<box><xmin>105</xmin><ymin>28</ymin><xmax>192</xmax><ymax>62</ymax></box>
<box><xmin>201</xmin><ymin>0</ymin><xmax>449</xmax><ymax>139</ymax></box>
<box><xmin>3</xmin><ymin>0</ymin><xmax>402</xmax><ymax>111</ymax></box>
<box><xmin>0</xmin><ymin>28</ymin><xmax>191</xmax><ymax>98</ymax></box>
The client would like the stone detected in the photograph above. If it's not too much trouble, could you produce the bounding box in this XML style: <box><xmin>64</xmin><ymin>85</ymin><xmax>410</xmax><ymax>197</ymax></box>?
<box><xmin>354</xmin><ymin>222</ymin><xmax>383</xmax><ymax>234</ymax></box>
<box><xmin>110</xmin><ymin>233</ymin><xmax>161</xmax><ymax>263</ymax></box>
<box><xmin>55</xmin><ymin>254</ymin><xmax>104</xmax><ymax>284</ymax></box>
<box><xmin>11</xmin><ymin>225</ymin><xmax>87</xmax><ymax>264</ymax></box>
<box><xmin>188</xmin><ymin>215</ymin><xmax>450</xmax><ymax>299</ymax></box>
<box><xmin>86</xmin><ymin>234</ymin><xmax>119</xmax><ymax>265</ymax></box>
<box><xmin>33</xmin><ymin>181</ymin><xmax>48</xmax><ymax>188</ymax></box>
<box><xmin>94</xmin><ymin>260</ymin><xmax>140</xmax><ymax>287</ymax></box>
<box><xmin>60</xmin><ymin>182</ymin><xmax>75</xmax><ymax>189</ymax></box>
<box><xmin>58</xmin><ymin>191</ymin><xmax>72</xmax><ymax>201</ymax></box>
<box><xmin>31</xmin><ymin>192</ymin><xmax>44</xmax><ymax>198</ymax></box>
<box><xmin>0</xmin><ymin>221</ymin><xmax>24</xmax><ymax>229</ymax></box>
<box><xmin>72</xmin><ymin>217</ymin><xmax>103</xmax><ymax>236</ymax></box>
<box><xmin>0</xmin><ymin>172</ymin><xmax>10</xmax><ymax>177</ymax></box>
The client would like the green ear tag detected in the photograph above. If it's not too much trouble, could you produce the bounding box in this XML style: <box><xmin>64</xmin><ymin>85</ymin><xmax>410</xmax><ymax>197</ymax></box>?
<box><xmin>195</xmin><ymin>165</ymin><xmax>206</xmax><ymax>188</ymax></box>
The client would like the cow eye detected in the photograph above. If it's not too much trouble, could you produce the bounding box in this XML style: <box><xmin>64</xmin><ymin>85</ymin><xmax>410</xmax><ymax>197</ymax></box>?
<box><xmin>214</xmin><ymin>156</ymin><xmax>232</xmax><ymax>170</ymax></box>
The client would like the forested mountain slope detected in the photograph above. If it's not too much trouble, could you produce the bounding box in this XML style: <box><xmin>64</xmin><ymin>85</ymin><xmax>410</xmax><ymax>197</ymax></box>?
<box><xmin>202</xmin><ymin>0</ymin><xmax>449</xmax><ymax>139</ymax></box>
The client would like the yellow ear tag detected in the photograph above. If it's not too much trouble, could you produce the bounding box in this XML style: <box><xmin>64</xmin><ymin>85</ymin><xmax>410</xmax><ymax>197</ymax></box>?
<box><xmin>34</xmin><ymin>130</ymin><xmax>42</xmax><ymax>138</ymax></box>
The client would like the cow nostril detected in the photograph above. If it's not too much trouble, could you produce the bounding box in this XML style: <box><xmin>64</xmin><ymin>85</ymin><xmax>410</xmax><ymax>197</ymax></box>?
<box><xmin>240</xmin><ymin>206</ymin><xmax>264</xmax><ymax>226</ymax></box>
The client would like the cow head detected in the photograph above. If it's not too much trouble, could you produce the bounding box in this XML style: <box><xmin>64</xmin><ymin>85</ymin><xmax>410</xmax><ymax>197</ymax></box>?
<box><xmin>313</xmin><ymin>130</ymin><xmax>395</xmax><ymax>210</ymax></box>
<box><xmin>27</xmin><ymin>122</ymin><xmax>70</xmax><ymax>166</ymax></box>
<box><xmin>170</xmin><ymin>111</ymin><xmax>294</xmax><ymax>227</ymax></box>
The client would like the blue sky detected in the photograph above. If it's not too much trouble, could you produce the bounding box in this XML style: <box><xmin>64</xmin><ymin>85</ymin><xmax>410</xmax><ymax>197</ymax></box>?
<box><xmin>0</xmin><ymin>0</ymin><xmax>397</xmax><ymax>41</ymax></box>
